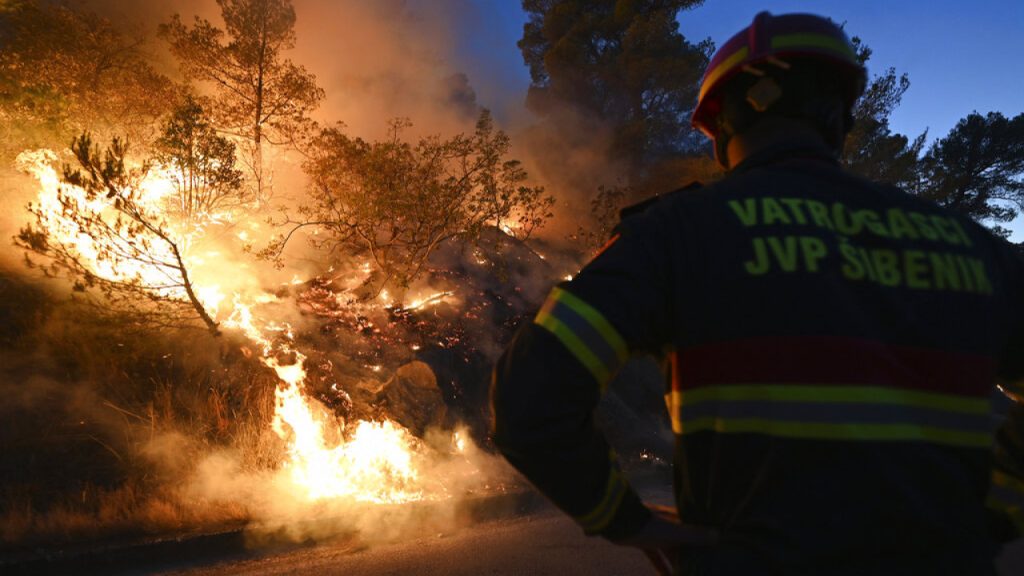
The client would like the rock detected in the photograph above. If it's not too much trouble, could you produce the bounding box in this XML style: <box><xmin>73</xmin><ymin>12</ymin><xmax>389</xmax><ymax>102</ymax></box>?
<box><xmin>376</xmin><ymin>361</ymin><xmax>448</xmax><ymax>436</ymax></box>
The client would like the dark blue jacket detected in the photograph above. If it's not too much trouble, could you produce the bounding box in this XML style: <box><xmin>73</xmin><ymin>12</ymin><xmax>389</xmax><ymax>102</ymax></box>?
<box><xmin>492</xmin><ymin>143</ymin><xmax>1024</xmax><ymax>575</ymax></box>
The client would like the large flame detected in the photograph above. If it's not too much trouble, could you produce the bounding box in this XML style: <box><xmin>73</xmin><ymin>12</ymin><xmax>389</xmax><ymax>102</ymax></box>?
<box><xmin>21</xmin><ymin>149</ymin><xmax>466</xmax><ymax>507</ymax></box>
<box><xmin>16</xmin><ymin>150</ymin><xmax>220</xmax><ymax>309</ymax></box>
<box><xmin>227</xmin><ymin>303</ymin><xmax>451</xmax><ymax>505</ymax></box>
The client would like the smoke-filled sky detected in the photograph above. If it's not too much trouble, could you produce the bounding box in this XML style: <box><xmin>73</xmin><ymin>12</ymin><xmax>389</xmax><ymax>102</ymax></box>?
<box><xmin>80</xmin><ymin>0</ymin><xmax>1023</xmax><ymax>237</ymax></box>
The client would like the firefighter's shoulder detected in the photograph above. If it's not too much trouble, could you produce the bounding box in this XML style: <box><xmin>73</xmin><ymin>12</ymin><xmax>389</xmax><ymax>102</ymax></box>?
<box><xmin>617</xmin><ymin>181</ymin><xmax>704</xmax><ymax>222</ymax></box>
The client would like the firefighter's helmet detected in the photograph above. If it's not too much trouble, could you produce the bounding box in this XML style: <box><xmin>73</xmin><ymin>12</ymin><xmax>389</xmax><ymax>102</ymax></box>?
<box><xmin>691</xmin><ymin>12</ymin><xmax>867</xmax><ymax>143</ymax></box>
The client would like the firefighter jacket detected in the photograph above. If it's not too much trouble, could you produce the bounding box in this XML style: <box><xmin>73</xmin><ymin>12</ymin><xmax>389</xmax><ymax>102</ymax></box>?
<box><xmin>491</xmin><ymin>142</ymin><xmax>1024</xmax><ymax>575</ymax></box>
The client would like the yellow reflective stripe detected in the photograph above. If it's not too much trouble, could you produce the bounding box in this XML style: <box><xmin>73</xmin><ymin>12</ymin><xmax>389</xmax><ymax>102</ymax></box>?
<box><xmin>699</xmin><ymin>45</ymin><xmax>750</xmax><ymax>100</ymax></box>
<box><xmin>679</xmin><ymin>385</ymin><xmax>989</xmax><ymax>414</ymax></box>
<box><xmin>574</xmin><ymin>466</ymin><xmax>628</xmax><ymax>534</ymax></box>
<box><xmin>993</xmin><ymin>470</ymin><xmax>1024</xmax><ymax>492</ymax></box>
<box><xmin>667</xmin><ymin>391</ymin><xmax>683</xmax><ymax>434</ymax></box>
<box><xmin>989</xmin><ymin>470</ymin><xmax>1024</xmax><ymax>533</ymax></box>
<box><xmin>989</xmin><ymin>469</ymin><xmax>1024</xmax><ymax>505</ymax></box>
<box><xmin>550</xmin><ymin>288</ymin><xmax>628</xmax><ymax>364</ymax></box>
<box><xmin>533</xmin><ymin>287</ymin><xmax>628</xmax><ymax>390</ymax></box>
<box><xmin>771</xmin><ymin>33</ymin><xmax>857</xmax><ymax>60</ymax></box>
<box><xmin>678</xmin><ymin>417</ymin><xmax>991</xmax><ymax>448</ymax></box>
<box><xmin>535</xmin><ymin>312</ymin><xmax>610</xmax><ymax>384</ymax></box>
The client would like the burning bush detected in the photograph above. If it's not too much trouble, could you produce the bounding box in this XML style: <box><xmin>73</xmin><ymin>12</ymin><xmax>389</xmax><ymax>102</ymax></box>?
<box><xmin>15</xmin><ymin>136</ymin><xmax>220</xmax><ymax>334</ymax></box>
<box><xmin>268</xmin><ymin>110</ymin><xmax>555</xmax><ymax>299</ymax></box>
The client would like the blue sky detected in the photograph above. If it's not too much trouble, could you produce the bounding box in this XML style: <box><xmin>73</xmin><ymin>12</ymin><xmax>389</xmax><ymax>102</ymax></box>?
<box><xmin>457</xmin><ymin>1</ymin><xmax>1023</xmax><ymax>237</ymax></box>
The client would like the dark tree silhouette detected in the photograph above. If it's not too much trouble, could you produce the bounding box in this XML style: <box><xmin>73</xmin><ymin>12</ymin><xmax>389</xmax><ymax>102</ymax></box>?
<box><xmin>842</xmin><ymin>38</ymin><xmax>926</xmax><ymax>191</ymax></box>
<box><xmin>920</xmin><ymin>111</ymin><xmax>1024</xmax><ymax>236</ymax></box>
<box><xmin>519</xmin><ymin>0</ymin><xmax>711</xmax><ymax>180</ymax></box>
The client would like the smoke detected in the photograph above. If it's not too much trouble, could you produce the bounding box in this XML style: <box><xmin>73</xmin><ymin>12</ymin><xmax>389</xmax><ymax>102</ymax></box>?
<box><xmin>183</xmin><ymin>422</ymin><xmax>517</xmax><ymax>546</ymax></box>
<box><xmin>81</xmin><ymin>0</ymin><xmax>500</xmax><ymax>138</ymax></box>
<box><xmin>0</xmin><ymin>0</ymin><xmax>622</xmax><ymax>548</ymax></box>
<box><xmin>291</xmin><ymin>0</ymin><xmax>478</xmax><ymax>138</ymax></box>
<box><xmin>0</xmin><ymin>171</ymin><xmax>40</xmax><ymax>271</ymax></box>
<box><xmin>78</xmin><ymin>0</ymin><xmax>621</xmax><ymax>236</ymax></box>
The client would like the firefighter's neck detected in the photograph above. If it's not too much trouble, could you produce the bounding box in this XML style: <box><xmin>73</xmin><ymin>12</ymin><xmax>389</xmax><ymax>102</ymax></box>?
<box><xmin>726</xmin><ymin>117</ymin><xmax>839</xmax><ymax>170</ymax></box>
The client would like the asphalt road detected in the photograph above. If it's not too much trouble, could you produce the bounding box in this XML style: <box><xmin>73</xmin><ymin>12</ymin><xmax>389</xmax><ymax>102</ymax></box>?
<box><xmin>137</xmin><ymin>506</ymin><xmax>1024</xmax><ymax>576</ymax></box>
<box><xmin>148</xmin><ymin>509</ymin><xmax>655</xmax><ymax>576</ymax></box>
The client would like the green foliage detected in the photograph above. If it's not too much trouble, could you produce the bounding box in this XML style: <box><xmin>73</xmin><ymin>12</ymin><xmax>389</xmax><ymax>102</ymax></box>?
<box><xmin>160</xmin><ymin>0</ymin><xmax>324</xmax><ymax>199</ymax></box>
<box><xmin>0</xmin><ymin>0</ymin><xmax>175</xmax><ymax>159</ymax></box>
<box><xmin>919</xmin><ymin>111</ymin><xmax>1024</xmax><ymax>235</ymax></box>
<box><xmin>154</xmin><ymin>96</ymin><xmax>248</xmax><ymax>222</ymax></box>
<box><xmin>15</xmin><ymin>134</ymin><xmax>219</xmax><ymax>334</ymax></box>
<box><xmin>519</xmin><ymin>0</ymin><xmax>711</xmax><ymax>177</ymax></box>
<box><xmin>278</xmin><ymin>110</ymin><xmax>554</xmax><ymax>293</ymax></box>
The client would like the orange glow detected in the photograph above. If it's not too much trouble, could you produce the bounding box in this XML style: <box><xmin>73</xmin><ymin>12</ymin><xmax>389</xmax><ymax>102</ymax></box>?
<box><xmin>22</xmin><ymin>149</ymin><xmax>479</xmax><ymax>507</ymax></box>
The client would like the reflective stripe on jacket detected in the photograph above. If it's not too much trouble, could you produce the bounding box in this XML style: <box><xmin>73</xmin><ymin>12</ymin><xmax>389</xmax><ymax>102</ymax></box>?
<box><xmin>492</xmin><ymin>143</ymin><xmax>1024</xmax><ymax>573</ymax></box>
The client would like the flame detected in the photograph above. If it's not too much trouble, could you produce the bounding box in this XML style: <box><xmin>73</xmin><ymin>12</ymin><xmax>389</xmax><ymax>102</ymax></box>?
<box><xmin>266</xmin><ymin>352</ymin><xmax>424</xmax><ymax>503</ymax></box>
<box><xmin>226</xmin><ymin>299</ymin><xmax>449</xmax><ymax>504</ymax></box>
<box><xmin>17</xmin><ymin>150</ymin><xmax>216</xmax><ymax>306</ymax></box>
<box><xmin>402</xmin><ymin>291</ymin><xmax>453</xmax><ymax>311</ymax></box>
<box><xmin>20</xmin><ymin>149</ymin><xmax>466</xmax><ymax>508</ymax></box>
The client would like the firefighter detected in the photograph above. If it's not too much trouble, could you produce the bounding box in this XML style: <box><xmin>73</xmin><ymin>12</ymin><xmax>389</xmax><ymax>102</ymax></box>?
<box><xmin>491</xmin><ymin>11</ymin><xmax>1024</xmax><ymax>575</ymax></box>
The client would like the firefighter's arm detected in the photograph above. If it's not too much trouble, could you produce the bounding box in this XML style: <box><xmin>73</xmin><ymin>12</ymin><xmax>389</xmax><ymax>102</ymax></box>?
<box><xmin>989</xmin><ymin>400</ymin><xmax>1024</xmax><ymax>541</ymax></box>
<box><xmin>492</xmin><ymin>207</ymin><xmax>683</xmax><ymax>541</ymax></box>
<box><xmin>991</xmin><ymin>332</ymin><xmax>1024</xmax><ymax>541</ymax></box>
<box><xmin>989</xmin><ymin>247</ymin><xmax>1024</xmax><ymax>541</ymax></box>
<box><xmin>492</xmin><ymin>320</ymin><xmax>651</xmax><ymax>539</ymax></box>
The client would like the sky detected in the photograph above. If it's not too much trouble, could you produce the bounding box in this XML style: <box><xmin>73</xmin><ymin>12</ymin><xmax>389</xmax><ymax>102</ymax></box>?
<box><xmin>456</xmin><ymin>0</ymin><xmax>1024</xmax><ymax>238</ymax></box>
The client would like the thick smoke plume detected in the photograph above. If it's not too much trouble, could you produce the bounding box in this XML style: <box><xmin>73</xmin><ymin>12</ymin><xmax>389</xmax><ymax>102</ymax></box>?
<box><xmin>0</xmin><ymin>0</ymin><xmax>630</xmax><ymax>549</ymax></box>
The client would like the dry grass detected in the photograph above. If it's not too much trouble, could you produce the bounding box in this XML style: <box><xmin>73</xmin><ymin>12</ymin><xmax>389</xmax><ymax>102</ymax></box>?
<box><xmin>0</xmin><ymin>273</ymin><xmax>284</xmax><ymax>549</ymax></box>
<box><xmin>1</xmin><ymin>483</ymin><xmax>251</xmax><ymax>549</ymax></box>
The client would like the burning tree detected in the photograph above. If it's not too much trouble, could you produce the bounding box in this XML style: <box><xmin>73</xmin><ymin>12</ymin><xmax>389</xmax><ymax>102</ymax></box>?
<box><xmin>15</xmin><ymin>134</ymin><xmax>220</xmax><ymax>334</ymax></box>
<box><xmin>153</xmin><ymin>96</ymin><xmax>249</xmax><ymax>222</ymax></box>
<box><xmin>160</xmin><ymin>0</ymin><xmax>324</xmax><ymax>201</ymax></box>
<box><xmin>0</xmin><ymin>0</ymin><xmax>175</xmax><ymax>159</ymax></box>
<box><xmin>270</xmin><ymin>110</ymin><xmax>554</xmax><ymax>297</ymax></box>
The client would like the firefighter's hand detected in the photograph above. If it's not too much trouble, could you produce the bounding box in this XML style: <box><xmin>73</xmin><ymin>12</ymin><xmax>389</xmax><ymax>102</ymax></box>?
<box><xmin>613</xmin><ymin>504</ymin><xmax>718</xmax><ymax>576</ymax></box>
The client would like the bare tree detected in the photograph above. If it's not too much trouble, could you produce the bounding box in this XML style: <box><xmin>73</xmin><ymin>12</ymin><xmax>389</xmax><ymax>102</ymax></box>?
<box><xmin>160</xmin><ymin>0</ymin><xmax>324</xmax><ymax>201</ymax></box>
<box><xmin>16</xmin><ymin>134</ymin><xmax>219</xmax><ymax>334</ymax></box>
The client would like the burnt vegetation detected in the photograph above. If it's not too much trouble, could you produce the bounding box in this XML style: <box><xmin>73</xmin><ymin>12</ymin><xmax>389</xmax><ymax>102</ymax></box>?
<box><xmin>0</xmin><ymin>0</ymin><xmax>1021</xmax><ymax>552</ymax></box>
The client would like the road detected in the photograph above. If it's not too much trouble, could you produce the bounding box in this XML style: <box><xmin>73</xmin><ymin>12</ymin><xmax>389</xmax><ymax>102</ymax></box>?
<box><xmin>149</xmin><ymin>509</ymin><xmax>655</xmax><ymax>576</ymax></box>
<box><xmin>139</xmin><ymin>505</ymin><xmax>1024</xmax><ymax>576</ymax></box>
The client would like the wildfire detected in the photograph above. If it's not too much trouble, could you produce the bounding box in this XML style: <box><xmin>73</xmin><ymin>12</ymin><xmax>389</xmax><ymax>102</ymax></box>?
<box><xmin>17</xmin><ymin>149</ymin><xmax>223</xmax><ymax>311</ymax></box>
<box><xmin>21</xmin><ymin>149</ymin><xmax>479</xmax><ymax>509</ymax></box>
<box><xmin>242</xmin><ymin>313</ymin><xmax>451</xmax><ymax>505</ymax></box>
<box><xmin>402</xmin><ymin>291</ymin><xmax>454</xmax><ymax>311</ymax></box>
